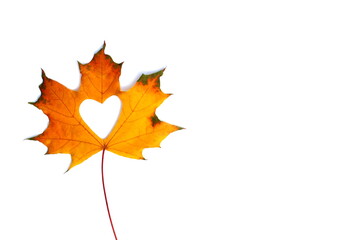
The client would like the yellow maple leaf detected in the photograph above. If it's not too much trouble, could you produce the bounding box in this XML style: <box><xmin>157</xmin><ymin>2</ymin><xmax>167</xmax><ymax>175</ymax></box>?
<box><xmin>30</xmin><ymin>43</ymin><xmax>181</xmax><ymax>170</ymax></box>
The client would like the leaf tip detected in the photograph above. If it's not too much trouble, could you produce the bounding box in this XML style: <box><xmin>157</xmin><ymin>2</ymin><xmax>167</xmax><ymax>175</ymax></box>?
<box><xmin>137</xmin><ymin>69</ymin><xmax>165</xmax><ymax>86</ymax></box>
<box><xmin>40</xmin><ymin>69</ymin><xmax>50</xmax><ymax>84</ymax></box>
<box><xmin>157</xmin><ymin>68</ymin><xmax>166</xmax><ymax>76</ymax></box>
<box><xmin>96</xmin><ymin>41</ymin><xmax>106</xmax><ymax>54</ymax></box>
<box><xmin>25</xmin><ymin>136</ymin><xmax>36</xmax><ymax>141</ymax></box>
<box><xmin>41</xmin><ymin>68</ymin><xmax>46</xmax><ymax>77</ymax></box>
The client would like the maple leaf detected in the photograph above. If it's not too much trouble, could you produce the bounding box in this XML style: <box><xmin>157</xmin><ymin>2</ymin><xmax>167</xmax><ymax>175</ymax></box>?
<box><xmin>30</xmin><ymin>43</ymin><xmax>181</xmax><ymax>170</ymax></box>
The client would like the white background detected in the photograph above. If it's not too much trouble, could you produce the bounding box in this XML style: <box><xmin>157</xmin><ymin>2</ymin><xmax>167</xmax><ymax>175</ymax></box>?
<box><xmin>1</xmin><ymin>0</ymin><xmax>360</xmax><ymax>239</ymax></box>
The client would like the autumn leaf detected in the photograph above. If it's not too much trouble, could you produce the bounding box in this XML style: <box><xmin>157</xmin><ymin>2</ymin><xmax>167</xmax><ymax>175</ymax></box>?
<box><xmin>30</xmin><ymin>43</ymin><xmax>181</xmax><ymax>170</ymax></box>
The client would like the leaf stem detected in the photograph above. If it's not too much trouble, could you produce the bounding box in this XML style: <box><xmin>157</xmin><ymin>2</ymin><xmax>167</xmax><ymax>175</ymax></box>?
<box><xmin>101</xmin><ymin>149</ymin><xmax>118</xmax><ymax>240</ymax></box>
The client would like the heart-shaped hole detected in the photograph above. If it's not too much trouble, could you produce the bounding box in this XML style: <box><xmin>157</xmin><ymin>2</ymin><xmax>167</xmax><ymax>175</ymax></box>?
<box><xmin>79</xmin><ymin>96</ymin><xmax>122</xmax><ymax>139</ymax></box>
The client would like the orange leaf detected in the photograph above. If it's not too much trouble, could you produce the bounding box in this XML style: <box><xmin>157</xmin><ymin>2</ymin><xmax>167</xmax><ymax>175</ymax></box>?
<box><xmin>30</xmin><ymin>43</ymin><xmax>181</xmax><ymax>170</ymax></box>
